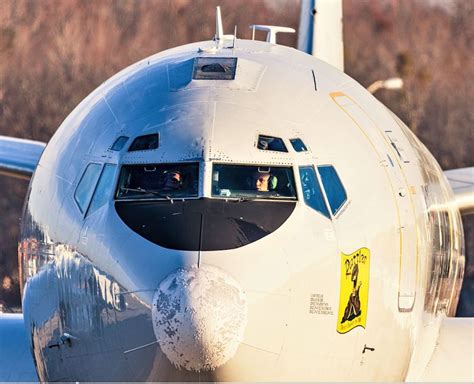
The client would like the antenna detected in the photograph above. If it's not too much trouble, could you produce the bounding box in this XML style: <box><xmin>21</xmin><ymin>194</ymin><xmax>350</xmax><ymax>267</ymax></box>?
<box><xmin>201</xmin><ymin>6</ymin><xmax>234</xmax><ymax>52</ymax></box>
<box><xmin>215</xmin><ymin>6</ymin><xmax>224</xmax><ymax>45</ymax></box>
<box><xmin>233</xmin><ymin>25</ymin><xmax>237</xmax><ymax>48</ymax></box>
<box><xmin>248</xmin><ymin>25</ymin><xmax>295</xmax><ymax>45</ymax></box>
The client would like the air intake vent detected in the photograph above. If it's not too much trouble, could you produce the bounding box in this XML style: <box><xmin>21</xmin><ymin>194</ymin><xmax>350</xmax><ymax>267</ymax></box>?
<box><xmin>193</xmin><ymin>57</ymin><xmax>237</xmax><ymax>80</ymax></box>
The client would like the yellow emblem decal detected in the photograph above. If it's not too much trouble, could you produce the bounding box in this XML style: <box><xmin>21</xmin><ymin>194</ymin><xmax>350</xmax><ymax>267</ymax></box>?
<box><xmin>337</xmin><ymin>247</ymin><xmax>370</xmax><ymax>334</ymax></box>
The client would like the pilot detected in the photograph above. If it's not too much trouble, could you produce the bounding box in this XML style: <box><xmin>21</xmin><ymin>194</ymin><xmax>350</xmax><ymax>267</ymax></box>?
<box><xmin>252</xmin><ymin>171</ymin><xmax>277</xmax><ymax>192</ymax></box>
<box><xmin>163</xmin><ymin>170</ymin><xmax>183</xmax><ymax>191</ymax></box>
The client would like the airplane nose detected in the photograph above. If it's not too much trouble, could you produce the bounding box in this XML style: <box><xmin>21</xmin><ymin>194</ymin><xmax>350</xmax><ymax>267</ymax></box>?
<box><xmin>152</xmin><ymin>265</ymin><xmax>247</xmax><ymax>372</ymax></box>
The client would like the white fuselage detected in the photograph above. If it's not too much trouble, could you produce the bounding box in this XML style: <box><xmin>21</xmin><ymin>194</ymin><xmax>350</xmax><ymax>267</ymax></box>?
<box><xmin>19</xmin><ymin>39</ymin><xmax>464</xmax><ymax>381</ymax></box>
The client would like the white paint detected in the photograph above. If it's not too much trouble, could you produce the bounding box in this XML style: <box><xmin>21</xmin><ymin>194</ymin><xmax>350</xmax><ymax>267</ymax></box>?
<box><xmin>152</xmin><ymin>264</ymin><xmax>247</xmax><ymax>372</ymax></box>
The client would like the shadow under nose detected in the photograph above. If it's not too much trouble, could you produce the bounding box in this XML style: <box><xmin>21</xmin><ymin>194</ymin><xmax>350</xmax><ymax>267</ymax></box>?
<box><xmin>116</xmin><ymin>198</ymin><xmax>295</xmax><ymax>251</ymax></box>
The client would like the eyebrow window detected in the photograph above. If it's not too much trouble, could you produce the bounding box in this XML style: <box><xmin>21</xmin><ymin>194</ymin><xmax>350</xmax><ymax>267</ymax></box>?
<box><xmin>317</xmin><ymin>165</ymin><xmax>347</xmax><ymax>215</ymax></box>
<box><xmin>299</xmin><ymin>166</ymin><xmax>330</xmax><ymax>218</ymax></box>
<box><xmin>110</xmin><ymin>136</ymin><xmax>129</xmax><ymax>151</ymax></box>
<box><xmin>257</xmin><ymin>135</ymin><xmax>288</xmax><ymax>152</ymax></box>
<box><xmin>128</xmin><ymin>134</ymin><xmax>159</xmax><ymax>152</ymax></box>
<box><xmin>290</xmin><ymin>138</ymin><xmax>308</xmax><ymax>152</ymax></box>
<box><xmin>74</xmin><ymin>163</ymin><xmax>102</xmax><ymax>213</ymax></box>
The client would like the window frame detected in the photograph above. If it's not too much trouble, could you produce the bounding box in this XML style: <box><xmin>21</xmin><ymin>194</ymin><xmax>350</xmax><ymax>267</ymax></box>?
<box><xmin>316</xmin><ymin>164</ymin><xmax>348</xmax><ymax>218</ymax></box>
<box><xmin>127</xmin><ymin>133</ymin><xmax>160</xmax><ymax>152</ymax></box>
<box><xmin>85</xmin><ymin>163</ymin><xmax>118</xmax><ymax>217</ymax></box>
<box><xmin>110</xmin><ymin>136</ymin><xmax>129</xmax><ymax>151</ymax></box>
<box><xmin>74</xmin><ymin>162</ymin><xmax>103</xmax><ymax>215</ymax></box>
<box><xmin>289</xmin><ymin>138</ymin><xmax>308</xmax><ymax>152</ymax></box>
<box><xmin>211</xmin><ymin>162</ymin><xmax>298</xmax><ymax>202</ymax></box>
<box><xmin>193</xmin><ymin>57</ymin><xmax>238</xmax><ymax>80</ymax></box>
<box><xmin>114</xmin><ymin>162</ymin><xmax>201</xmax><ymax>202</ymax></box>
<box><xmin>255</xmin><ymin>134</ymin><xmax>289</xmax><ymax>153</ymax></box>
<box><xmin>298</xmin><ymin>165</ymin><xmax>331</xmax><ymax>219</ymax></box>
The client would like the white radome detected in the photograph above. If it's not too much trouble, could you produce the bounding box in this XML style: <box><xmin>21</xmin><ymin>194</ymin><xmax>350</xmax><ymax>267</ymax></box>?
<box><xmin>152</xmin><ymin>264</ymin><xmax>248</xmax><ymax>371</ymax></box>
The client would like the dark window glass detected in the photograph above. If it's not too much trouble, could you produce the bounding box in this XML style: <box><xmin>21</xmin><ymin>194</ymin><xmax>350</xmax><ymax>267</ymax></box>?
<box><xmin>318</xmin><ymin>165</ymin><xmax>347</xmax><ymax>215</ymax></box>
<box><xmin>116</xmin><ymin>163</ymin><xmax>199</xmax><ymax>200</ymax></box>
<box><xmin>257</xmin><ymin>135</ymin><xmax>288</xmax><ymax>152</ymax></box>
<box><xmin>193</xmin><ymin>57</ymin><xmax>237</xmax><ymax>80</ymax></box>
<box><xmin>75</xmin><ymin>163</ymin><xmax>102</xmax><ymax>213</ymax></box>
<box><xmin>290</xmin><ymin>138</ymin><xmax>308</xmax><ymax>152</ymax></box>
<box><xmin>212</xmin><ymin>164</ymin><xmax>296</xmax><ymax>200</ymax></box>
<box><xmin>128</xmin><ymin>134</ymin><xmax>159</xmax><ymax>152</ymax></box>
<box><xmin>299</xmin><ymin>166</ymin><xmax>330</xmax><ymax>218</ymax></box>
<box><xmin>202</xmin><ymin>63</ymin><xmax>226</xmax><ymax>73</ymax></box>
<box><xmin>87</xmin><ymin>164</ymin><xmax>117</xmax><ymax>216</ymax></box>
<box><xmin>111</xmin><ymin>136</ymin><xmax>129</xmax><ymax>151</ymax></box>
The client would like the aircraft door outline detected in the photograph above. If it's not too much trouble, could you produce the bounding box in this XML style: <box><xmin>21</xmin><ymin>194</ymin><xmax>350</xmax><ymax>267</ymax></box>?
<box><xmin>330</xmin><ymin>92</ymin><xmax>418</xmax><ymax>312</ymax></box>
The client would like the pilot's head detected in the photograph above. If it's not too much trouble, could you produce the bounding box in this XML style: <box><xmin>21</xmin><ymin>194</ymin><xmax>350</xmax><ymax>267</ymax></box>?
<box><xmin>252</xmin><ymin>172</ymin><xmax>271</xmax><ymax>192</ymax></box>
<box><xmin>163</xmin><ymin>171</ymin><xmax>182</xmax><ymax>190</ymax></box>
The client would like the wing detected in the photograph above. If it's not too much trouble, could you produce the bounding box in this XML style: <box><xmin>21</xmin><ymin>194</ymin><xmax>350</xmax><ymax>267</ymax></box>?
<box><xmin>0</xmin><ymin>314</ymin><xmax>38</xmax><ymax>381</ymax></box>
<box><xmin>297</xmin><ymin>0</ymin><xmax>344</xmax><ymax>71</ymax></box>
<box><xmin>417</xmin><ymin>317</ymin><xmax>474</xmax><ymax>382</ymax></box>
<box><xmin>0</xmin><ymin>135</ymin><xmax>46</xmax><ymax>180</ymax></box>
<box><xmin>444</xmin><ymin>167</ymin><xmax>474</xmax><ymax>215</ymax></box>
<box><xmin>0</xmin><ymin>137</ymin><xmax>43</xmax><ymax>378</ymax></box>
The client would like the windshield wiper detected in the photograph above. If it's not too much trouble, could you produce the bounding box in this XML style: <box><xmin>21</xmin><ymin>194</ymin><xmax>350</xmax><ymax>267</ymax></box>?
<box><xmin>227</xmin><ymin>195</ymin><xmax>296</xmax><ymax>202</ymax></box>
<box><xmin>120</xmin><ymin>187</ymin><xmax>172</xmax><ymax>200</ymax></box>
<box><xmin>227</xmin><ymin>196</ymin><xmax>256</xmax><ymax>203</ymax></box>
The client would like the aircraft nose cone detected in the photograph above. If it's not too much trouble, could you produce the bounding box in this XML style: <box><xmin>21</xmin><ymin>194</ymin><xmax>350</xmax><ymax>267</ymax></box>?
<box><xmin>152</xmin><ymin>265</ymin><xmax>247</xmax><ymax>372</ymax></box>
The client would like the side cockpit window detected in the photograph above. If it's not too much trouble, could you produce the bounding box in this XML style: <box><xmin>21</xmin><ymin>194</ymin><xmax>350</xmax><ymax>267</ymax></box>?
<box><xmin>299</xmin><ymin>166</ymin><xmax>330</xmax><ymax>218</ymax></box>
<box><xmin>116</xmin><ymin>163</ymin><xmax>199</xmax><ymax>200</ymax></box>
<box><xmin>299</xmin><ymin>165</ymin><xmax>347</xmax><ymax>218</ymax></box>
<box><xmin>257</xmin><ymin>135</ymin><xmax>288</xmax><ymax>152</ymax></box>
<box><xmin>74</xmin><ymin>163</ymin><xmax>102</xmax><ymax>213</ymax></box>
<box><xmin>87</xmin><ymin>164</ymin><xmax>117</xmax><ymax>216</ymax></box>
<box><xmin>318</xmin><ymin>165</ymin><xmax>347</xmax><ymax>216</ymax></box>
<box><xmin>128</xmin><ymin>133</ymin><xmax>159</xmax><ymax>152</ymax></box>
<box><xmin>212</xmin><ymin>164</ymin><xmax>297</xmax><ymax>200</ymax></box>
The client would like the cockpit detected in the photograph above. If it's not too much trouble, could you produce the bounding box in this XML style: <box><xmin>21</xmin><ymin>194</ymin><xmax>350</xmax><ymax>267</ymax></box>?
<box><xmin>72</xmin><ymin>128</ymin><xmax>349</xmax><ymax>251</ymax></box>
<box><xmin>115</xmin><ymin>163</ymin><xmax>297</xmax><ymax>201</ymax></box>
<box><xmin>73</xmin><ymin>158</ymin><xmax>347</xmax><ymax>251</ymax></box>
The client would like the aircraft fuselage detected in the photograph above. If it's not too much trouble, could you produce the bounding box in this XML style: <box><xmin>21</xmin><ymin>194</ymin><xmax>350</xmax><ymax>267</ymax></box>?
<box><xmin>18</xmin><ymin>39</ymin><xmax>464</xmax><ymax>381</ymax></box>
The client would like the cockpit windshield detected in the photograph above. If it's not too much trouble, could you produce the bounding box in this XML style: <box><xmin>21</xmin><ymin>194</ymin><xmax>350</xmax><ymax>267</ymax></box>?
<box><xmin>212</xmin><ymin>164</ymin><xmax>297</xmax><ymax>200</ymax></box>
<box><xmin>116</xmin><ymin>163</ymin><xmax>199</xmax><ymax>200</ymax></box>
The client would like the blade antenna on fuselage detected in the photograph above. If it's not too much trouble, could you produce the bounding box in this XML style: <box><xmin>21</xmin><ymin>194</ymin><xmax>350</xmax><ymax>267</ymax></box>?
<box><xmin>214</xmin><ymin>6</ymin><xmax>224</xmax><ymax>47</ymax></box>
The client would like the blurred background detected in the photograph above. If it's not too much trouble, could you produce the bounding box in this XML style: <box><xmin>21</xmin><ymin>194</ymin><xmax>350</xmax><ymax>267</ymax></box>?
<box><xmin>0</xmin><ymin>0</ymin><xmax>472</xmax><ymax>315</ymax></box>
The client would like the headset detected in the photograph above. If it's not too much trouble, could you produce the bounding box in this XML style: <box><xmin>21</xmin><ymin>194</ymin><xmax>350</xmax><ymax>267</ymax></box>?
<box><xmin>268</xmin><ymin>175</ymin><xmax>278</xmax><ymax>190</ymax></box>
<box><xmin>247</xmin><ymin>171</ymin><xmax>278</xmax><ymax>191</ymax></box>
